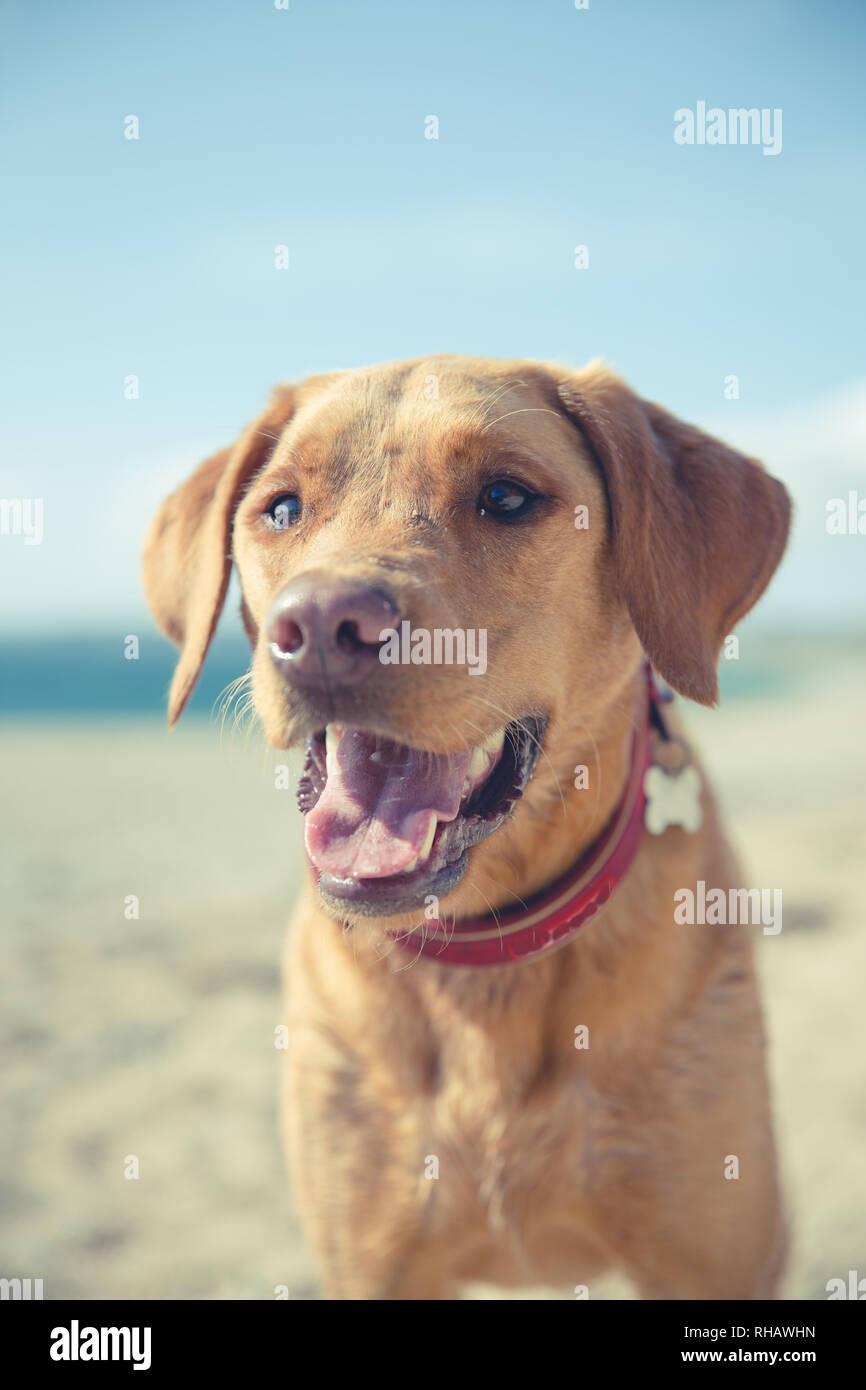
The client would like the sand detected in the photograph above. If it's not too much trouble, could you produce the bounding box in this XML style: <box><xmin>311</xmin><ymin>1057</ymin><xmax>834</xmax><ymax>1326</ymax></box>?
<box><xmin>2</xmin><ymin>649</ymin><xmax>864</xmax><ymax>1300</ymax></box>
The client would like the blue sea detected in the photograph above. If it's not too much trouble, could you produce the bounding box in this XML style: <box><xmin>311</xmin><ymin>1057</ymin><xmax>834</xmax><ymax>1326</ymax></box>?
<box><xmin>0</xmin><ymin>631</ymin><xmax>818</xmax><ymax>718</ymax></box>
<box><xmin>0</xmin><ymin>635</ymin><xmax>252</xmax><ymax>718</ymax></box>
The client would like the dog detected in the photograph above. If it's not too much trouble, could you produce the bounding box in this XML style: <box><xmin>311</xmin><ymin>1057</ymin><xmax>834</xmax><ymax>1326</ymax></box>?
<box><xmin>143</xmin><ymin>355</ymin><xmax>791</xmax><ymax>1300</ymax></box>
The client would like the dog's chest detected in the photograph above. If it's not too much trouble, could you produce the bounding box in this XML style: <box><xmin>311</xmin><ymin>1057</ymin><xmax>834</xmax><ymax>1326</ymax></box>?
<box><xmin>409</xmin><ymin>1011</ymin><xmax>627</xmax><ymax>1238</ymax></box>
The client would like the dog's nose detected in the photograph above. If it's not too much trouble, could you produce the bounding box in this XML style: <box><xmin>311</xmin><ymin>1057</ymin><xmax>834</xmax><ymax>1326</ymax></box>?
<box><xmin>266</xmin><ymin>574</ymin><xmax>399</xmax><ymax>685</ymax></box>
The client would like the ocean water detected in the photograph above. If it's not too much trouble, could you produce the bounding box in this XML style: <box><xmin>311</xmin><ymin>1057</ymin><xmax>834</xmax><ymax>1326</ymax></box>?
<box><xmin>0</xmin><ymin>631</ymin><xmax>815</xmax><ymax>718</ymax></box>
<box><xmin>0</xmin><ymin>635</ymin><xmax>252</xmax><ymax>718</ymax></box>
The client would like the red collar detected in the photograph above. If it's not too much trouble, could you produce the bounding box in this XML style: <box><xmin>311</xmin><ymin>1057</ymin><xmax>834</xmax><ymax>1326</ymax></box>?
<box><xmin>388</xmin><ymin>666</ymin><xmax>657</xmax><ymax>967</ymax></box>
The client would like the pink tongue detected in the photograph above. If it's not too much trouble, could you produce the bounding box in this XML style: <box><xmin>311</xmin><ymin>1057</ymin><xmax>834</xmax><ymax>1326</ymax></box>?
<box><xmin>305</xmin><ymin>730</ymin><xmax>473</xmax><ymax>879</ymax></box>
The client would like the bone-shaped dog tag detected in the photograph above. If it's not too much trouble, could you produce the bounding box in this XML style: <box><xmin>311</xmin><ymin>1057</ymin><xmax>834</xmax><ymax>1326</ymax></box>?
<box><xmin>644</xmin><ymin>764</ymin><xmax>703</xmax><ymax>835</ymax></box>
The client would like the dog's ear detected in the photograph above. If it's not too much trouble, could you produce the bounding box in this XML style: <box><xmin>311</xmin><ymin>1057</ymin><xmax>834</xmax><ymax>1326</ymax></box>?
<box><xmin>142</xmin><ymin>386</ymin><xmax>295</xmax><ymax>726</ymax></box>
<box><xmin>555</xmin><ymin>364</ymin><xmax>791</xmax><ymax>705</ymax></box>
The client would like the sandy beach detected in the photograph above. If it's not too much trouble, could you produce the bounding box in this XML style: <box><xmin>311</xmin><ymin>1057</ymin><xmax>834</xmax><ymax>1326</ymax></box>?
<box><xmin>2</xmin><ymin>643</ymin><xmax>864</xmax><ymax>1300</ymax></box>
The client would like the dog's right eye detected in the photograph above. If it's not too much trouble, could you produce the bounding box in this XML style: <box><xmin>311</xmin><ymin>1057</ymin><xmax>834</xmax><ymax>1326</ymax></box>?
<box><xmin>477</xmin><ymin>479</ymin><xmax>537</xmax><ymax>520</ymax></box>
<box><xmin>263</xmin><ymin>493</ymin><xmax>302</xmax><ymax>530</ymax></box>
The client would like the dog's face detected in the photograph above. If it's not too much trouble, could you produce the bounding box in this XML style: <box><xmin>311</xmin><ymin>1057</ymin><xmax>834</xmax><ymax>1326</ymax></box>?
<box><xmin>144</xmin><ymin>355</ymin><xmax>790</xmax><ymax>924</ymax></box>
<box><xmin>230</xmin><ymin>360</ymin><xmax>625</xmax><ymax>917</ymax></box>
<box><xmin>235</xmin><ymin>360</ymin><xmax>618</xmax><ymax>748</ymax></box>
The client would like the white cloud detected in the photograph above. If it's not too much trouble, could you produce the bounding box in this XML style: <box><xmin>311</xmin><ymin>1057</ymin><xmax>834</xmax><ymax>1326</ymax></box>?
<box><xmin>705</xmin><ymin>378</ymin><xmax>866</xmax><ymax>628</ymax></box>
<box><xmin>707</xmin><ymin>377</ymin><xmax>866</xmax><ymax>491</ymax></box>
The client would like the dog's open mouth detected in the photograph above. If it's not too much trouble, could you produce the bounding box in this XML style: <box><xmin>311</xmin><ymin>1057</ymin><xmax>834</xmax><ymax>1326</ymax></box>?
<box><xmin>297</xmin><ymin>716</ymin><xmax>547</xmax><ymax>916</ymax></box>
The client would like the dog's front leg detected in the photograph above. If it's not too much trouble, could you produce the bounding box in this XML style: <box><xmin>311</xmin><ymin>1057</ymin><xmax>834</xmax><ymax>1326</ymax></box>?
<box><xmin>279</xmin><ymin>908</ymin><xmax>457</xmax><ymax>1300</ymax></box>
<box><xmin>280</xmin><ymin>1034</ymin><xmax>457</xmax><ymax>1300</ymax></box>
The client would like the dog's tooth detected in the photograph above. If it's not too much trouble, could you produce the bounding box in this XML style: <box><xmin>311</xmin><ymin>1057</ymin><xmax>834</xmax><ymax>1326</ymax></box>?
<box><xmin>416</xmin><ymin>811</ymin><xmax>437</xmax><ymax>862</ymax></box>
<box><xmin>467</xmin><ymin>745</ymin><xmax>489</xmax><ymax>783</ymax></box>
<box><xmin>465</xmin><ymin>728</ymin><xmax>505</xmax><ymax>786</ymax></box>
<box><xmin>399</xmin><ymin>812</ymin><xmax>438</xmax><ymax>874</ymax></box>
<box><xmin>482</xmin><ymin>726</ymin><xmax>506</xmax><ymax>757</ymax></box>
<box><xmin>324</xmin><ymin>723</ymin><xmax>344</xmax><ymax>775</ymax></box>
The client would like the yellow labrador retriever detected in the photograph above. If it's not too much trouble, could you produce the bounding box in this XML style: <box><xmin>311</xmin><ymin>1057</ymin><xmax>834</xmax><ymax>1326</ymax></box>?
<box><xmin>143</xmin><ymin>356</ymin><xmax>791</xmax><ymax>1299</ymax></box>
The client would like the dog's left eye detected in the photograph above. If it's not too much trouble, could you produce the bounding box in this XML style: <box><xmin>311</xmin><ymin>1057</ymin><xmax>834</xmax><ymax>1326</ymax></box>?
<box><xmin>478</xmin><ymin>479</ymin><xmax>535</xmax><ymax>519</ymax></box>
<box><xmin>263</xmin><ymin>492</ymin><xmax>302</xmax><ymax>530</ymax></box>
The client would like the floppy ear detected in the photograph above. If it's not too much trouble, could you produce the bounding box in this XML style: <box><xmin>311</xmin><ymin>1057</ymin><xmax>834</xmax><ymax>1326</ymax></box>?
<box><xmin>556</xmin><ymin>364</ymin><xmax>791</xmax><ymax>705</ymax></box>
<box><xmin>142</xmin><ymin>386</ymin><xmax>295</xmax><ymax>726</ymax></box>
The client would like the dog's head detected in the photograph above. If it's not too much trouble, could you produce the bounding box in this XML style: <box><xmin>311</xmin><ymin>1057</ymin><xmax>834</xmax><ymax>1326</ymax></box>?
<box><xmin>143</xmin><ymin>356</ymin><xmax>790</xmax><ymax>924</ymax></box>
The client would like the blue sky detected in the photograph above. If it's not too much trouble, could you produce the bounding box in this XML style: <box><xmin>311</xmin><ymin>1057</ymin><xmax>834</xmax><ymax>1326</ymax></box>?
<box><xmin>1</xmin><ymin>0</ymin><xmax>865</xmax><ymax>634</ymax></box>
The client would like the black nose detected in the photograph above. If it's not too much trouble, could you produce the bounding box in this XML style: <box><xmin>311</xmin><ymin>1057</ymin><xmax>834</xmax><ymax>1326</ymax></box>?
<box><xmin>266</xmin><ymin>574</ymin><xmax>399</xmax><ymax>686</ymax></box>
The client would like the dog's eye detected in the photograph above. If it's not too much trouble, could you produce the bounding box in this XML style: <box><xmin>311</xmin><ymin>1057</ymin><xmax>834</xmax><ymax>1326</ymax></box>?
<box><xmin>478</xmin><ymin>479</ymin><xmax>535</xmax><ymax>519</ymax></box>
<box><xmin>263</xmin><ymin>493</ymin><xmax>302</xmax><ymax>530</ymax></box>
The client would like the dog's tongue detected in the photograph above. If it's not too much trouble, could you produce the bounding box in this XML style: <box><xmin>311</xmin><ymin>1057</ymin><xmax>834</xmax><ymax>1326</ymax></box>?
<box><xmin>305</xmin><ymin>728</ymin><xmax>473</xmax><ymax>879</ymax></box>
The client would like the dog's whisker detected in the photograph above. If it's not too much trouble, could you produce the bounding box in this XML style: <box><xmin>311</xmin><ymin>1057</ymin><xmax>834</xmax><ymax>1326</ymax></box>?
<box><xmin>215</xmin><ymin>671</ymin><xmax>255</xmax><ymax>747</ymax></box>
<box><xmin>470</xmin><ymin>377</ymin><xmax>527</xmax><ymax>431</ymax></box>
<box><xmin>479</xmin><ymin>405</ymin><xmax>563</xmax><ymax>433</ymax></box>
<box><xmin>465</xmin><ymin>880</ymin><xmax>505</xmax><ymax>946</ymax></box>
